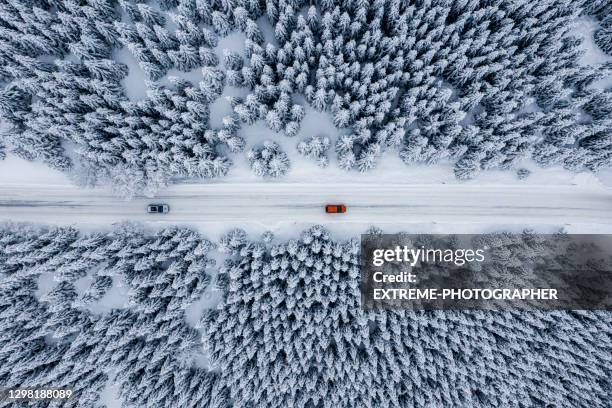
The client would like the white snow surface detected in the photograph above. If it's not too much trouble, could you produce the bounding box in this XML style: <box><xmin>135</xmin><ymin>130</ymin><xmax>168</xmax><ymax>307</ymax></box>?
<box><xmin>1</xmin><ymin>176</ymin><xmax>611</xmax><ymax>232</ymax></box>
<box><xmin>114</xmin><ymin>47</ymin><xmax>148</xmax><ymax>101</ymax></box>
<box><xmin>99</xmin><ymin>380</ymin><xmax>123</xmax><ymax>408</ymax></box>
<box><xmin>575</xmin><ymin>16</ymin><xmax>612</xmax><ymax>66</ymax></box>
<box><xmin>574</xmin><ymin>16</ymin><xmax>612</xmax><ymax>90</ymax></box>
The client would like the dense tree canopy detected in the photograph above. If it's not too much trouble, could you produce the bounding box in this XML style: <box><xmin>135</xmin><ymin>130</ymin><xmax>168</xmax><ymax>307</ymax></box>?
<box><xmin>0</xmin><ymin>0</ymin><xmax>610</xmax><ymax>192</ymax></box>
<box><xmin>1</xmin><ymin>223</ymin><xmax>610</xmax><ymax>407</ymax></box>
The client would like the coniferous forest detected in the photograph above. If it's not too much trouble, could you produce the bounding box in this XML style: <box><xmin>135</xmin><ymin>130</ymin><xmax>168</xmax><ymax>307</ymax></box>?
<box><xmin>1</xmin><ymin>0</ymin><xmax>612</xmax><ymax>406</ymax></box>
<box><xmin>1</xmin><ymin>224</ymin><xmax>611</xmax><ymax>407</ymax></box>
<box><xmin>0</xmin><ymin>0</ymin><xmax>611</xmax><ymax>195</ymax></box>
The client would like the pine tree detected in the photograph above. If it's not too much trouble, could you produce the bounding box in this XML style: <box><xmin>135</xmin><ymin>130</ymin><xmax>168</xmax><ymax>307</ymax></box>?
<box><xmin>247</xmin><ymin>141</ymin><xmax>290</xmax><ymax>178</ymax></box>
<box><xmin>297</xmin><ymin>135</ymin><xmax>330</xmax><ymax>167</ymax></box>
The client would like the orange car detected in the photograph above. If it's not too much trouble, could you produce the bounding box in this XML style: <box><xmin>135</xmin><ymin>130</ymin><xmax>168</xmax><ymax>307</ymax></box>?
<box><xmin>325</xmin><ymin>204</ymin><xmax>347</xmax><ymax>214</ymax></box>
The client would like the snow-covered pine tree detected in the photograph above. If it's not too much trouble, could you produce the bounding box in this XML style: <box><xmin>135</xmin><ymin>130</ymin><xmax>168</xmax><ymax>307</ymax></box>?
<box><xmin>247</xmin><ymin>140</ymin><xmax>290</xmax><ymax>178</ymax></box>
<box><xmin>0</xmin><ymin>223</ymin><xmax>219</xmax><ymax>407</ymax></box>
<box><xmin>201</xmin><ymin>225</ymin><xmax>612</xmax><ymax>407</ymax></box>
<box><xmin>297</xmin><ymin>135</ymin><xmax>331</xmax><ymax>167</ymax></box>
<box><xmin>1</xmin><ymin>0</ymin><xmax>612</xmax><ymax>187</ymax></box>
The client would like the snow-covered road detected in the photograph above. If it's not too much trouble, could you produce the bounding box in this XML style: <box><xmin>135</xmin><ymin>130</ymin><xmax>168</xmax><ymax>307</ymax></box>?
<box><xmin>0</xmin><ymin>183</ymin><xmax>611</xmax><ymax>227</ymax></box>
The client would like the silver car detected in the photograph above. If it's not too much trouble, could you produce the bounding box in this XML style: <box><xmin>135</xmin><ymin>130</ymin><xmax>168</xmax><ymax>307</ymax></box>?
<box><xmin>147</xmin><ymin>204</ymin><xmax>169</xmax><ymax>214</ymax></box>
